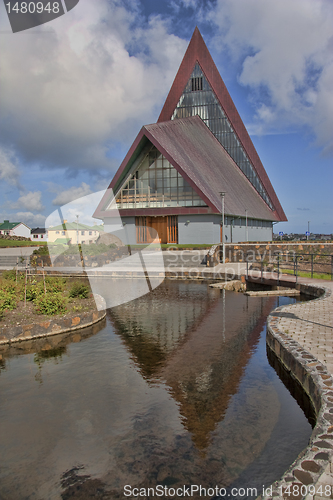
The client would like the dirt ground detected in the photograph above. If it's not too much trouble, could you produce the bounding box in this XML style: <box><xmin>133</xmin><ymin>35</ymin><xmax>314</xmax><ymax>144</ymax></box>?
<box><xmin>0</xmin><ymin>295</ymin><xmax>97</xmax><ymax>329</ymax></box>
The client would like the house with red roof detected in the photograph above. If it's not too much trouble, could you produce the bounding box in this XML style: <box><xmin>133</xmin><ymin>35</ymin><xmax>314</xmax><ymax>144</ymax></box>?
<box><xmin>94</xmin><ymin>28</ymin><xmax>286</xmax><ymax>244</ymax></box>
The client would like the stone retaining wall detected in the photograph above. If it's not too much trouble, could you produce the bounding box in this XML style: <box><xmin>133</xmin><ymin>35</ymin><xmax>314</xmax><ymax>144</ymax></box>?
<box><xmin>221</xmin><ymin>243</ymin><xmax>333</xmax><ymax>263</ymax></box>
<box><xmin>262</xmin><ymin>284</ymin><xmax>333</xmax><ymax>499</ymax></box>
<box><xmin>0</xmin><ymin>295</ymin><xmax>106</xmax><ymax>345</ymax></box>
<box><xmin>31</xmin><ymin>246</ymin><xmax>131</xmax><ymax>268</ymax></box>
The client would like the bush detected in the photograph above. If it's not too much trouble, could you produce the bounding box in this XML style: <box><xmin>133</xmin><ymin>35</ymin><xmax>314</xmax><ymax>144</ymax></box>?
<box><xmin>0</xmin><ymin>278</ymin><xmax>22</xmax><ymax>297</ymax></box>
<box><xmin>34</xmin><ymin>293</ymin><xmax>67</xmax><ymax>315</ymax></box>
<box><xmin>25</xmin><ymin>281</ymin><xmax>45</xmax><ymax>302</ymax></box>
<box><xmin>1</xmin><ymin>269</ymin><xmax>17</xmax><ymax>281</ymax></box>
<box><xmin>0</xmin><ymin>292</ymin><xmax>18</xmax><ymax>312</ymax></box>
<box><xmin>69</xmin><ymin>282</ymin><xmax>89</xmax><ymax>299</ymax></box>
<box><xmin>32</xmin><ymin>245</ymin><xmax>49</xmax><ymax>256</ymax></box>
<box><xmin>45</xmin><ymin>277</ymin><xmax>66</xmax><ymax>293</ymax></box>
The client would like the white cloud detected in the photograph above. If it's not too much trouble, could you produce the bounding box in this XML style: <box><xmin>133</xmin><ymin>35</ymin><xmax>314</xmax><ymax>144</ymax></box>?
<box><xmin>208</xmin><ymin>0</ymin><xmax>333</xmax><ymax>153</ymax></box>
<box><xmin>0</xmin><ymin>0</ymin><xmax>186</xmax><ymax>171</ymax></box>
<box><xmin>11</xmin><ymin>191</ymin><xmax>44</xmax><ymax>212</ymax></box>
<box><xmin>0</xmin><ymin>212</ymin><xmax>46</xmax><ymax>228</ymax></box>
<box><xmin>52</xmin><ymin>182</ymin><xmax>92</xmax><ymax>206</ymax></box>
<box><xmin>0</xmin><ymin>147</ymin><xmax>21</xmax><ymax>187</ymax></box>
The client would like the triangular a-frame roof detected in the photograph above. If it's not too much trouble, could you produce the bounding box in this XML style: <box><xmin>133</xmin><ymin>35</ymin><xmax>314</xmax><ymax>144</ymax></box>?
<box><xmin>158</xmin><ymin>27</ymin><xmax>286</xmax><ymax>222</ymax></box>
<box><xmin>94</xmin><ymin>116</ymin><xmax>279</xmax><ymax>222</ymax></box>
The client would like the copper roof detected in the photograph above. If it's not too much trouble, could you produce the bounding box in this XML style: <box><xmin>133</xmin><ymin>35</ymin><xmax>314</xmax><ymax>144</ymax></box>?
<box><xmin>94</xmin><ymin>116</ymin><xmax>279</xmax><ymax>221</ymax></box>
<box><xmin>144</xmin><ymin>117</ymin><xmax>278</xmax><ymax>221</ymax></box>
<box><xmin>158</xmin><ymin>27</ymin><xmax>286</xmax><ymax>221</ymax></box>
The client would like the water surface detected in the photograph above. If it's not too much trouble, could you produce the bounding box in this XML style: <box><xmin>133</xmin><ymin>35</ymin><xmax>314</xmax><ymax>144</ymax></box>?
<box><xmin>0</xmin><ymin>280</ymin><xmax>312</xmax><ymax>499</ymax></box>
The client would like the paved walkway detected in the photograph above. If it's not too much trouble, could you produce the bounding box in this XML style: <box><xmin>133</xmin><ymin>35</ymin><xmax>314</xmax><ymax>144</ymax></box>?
<box><xmin>274</xmin><ymin>278</ymin><xmax>333</xmax><ymax>372</ymax></box>
<box><xmin>260</xmin><ymin>274</ymin><xmax>333</xmax><ymax>499</ymax></box>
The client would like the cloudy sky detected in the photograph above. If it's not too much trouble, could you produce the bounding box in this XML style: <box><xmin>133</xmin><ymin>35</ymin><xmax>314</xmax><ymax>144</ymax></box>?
<box><xmin>0</xmin><ymin>0</ymin><xmax>332</xmax><ymax>234</ymax></box>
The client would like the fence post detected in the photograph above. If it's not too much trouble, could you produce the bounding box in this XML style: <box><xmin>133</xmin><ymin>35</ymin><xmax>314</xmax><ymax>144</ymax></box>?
<box><xmin>311</xmin><ymin>254</ymin><xmax>314</xmax><ymax>279</ymax></box>
<box><xmin>295</xmin><ymin>256</ymin><xmax>298</xmax><ymax>285</ymax></box>
<box><xmin>261</xmin><ymin>258</ymin><xmax>263</xmax><ymax>283</ymax></box>
<box><xmin>277</xmin><ymin>254</ymin><xmax>280</xmax><ymax>287</ymax></box>
<box><xmin>331</xmin><ymin>255</ymin><xmax>333</xmax><ymax>281</ymax></box>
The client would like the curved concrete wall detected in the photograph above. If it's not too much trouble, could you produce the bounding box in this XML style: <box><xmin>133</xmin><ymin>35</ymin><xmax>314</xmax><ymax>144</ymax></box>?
<box><xmin>264</xmin><ymin>284</ymin><xmax>333</xmax><ymax>499</ymax></box>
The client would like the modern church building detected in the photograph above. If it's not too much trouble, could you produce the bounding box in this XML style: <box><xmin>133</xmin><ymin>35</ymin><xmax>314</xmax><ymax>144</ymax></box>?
<box><xmin>94</xmin><ymin>28</ymin><xmax>287</xmax><ymax>244</ymax></box>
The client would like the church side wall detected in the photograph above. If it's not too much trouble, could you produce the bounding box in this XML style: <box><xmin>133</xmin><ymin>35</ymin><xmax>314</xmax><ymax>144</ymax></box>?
<box><xmin>178</xmin><ymin>214</ymin><xmax>218</xmax><ymax>244</ymax></box>
<box><xmin>104</xmin><ymin>216</ymin><xmax>136</xmax><ymax>246</ymax></box>
<box><xmin>179</xmin><ymin>215</ymin><xmax>273</xmax><ymax>244</ymax></box>
<box><xmin>103</xmin><ymin>215</ymin><xmax>273</xmax><ymax>245</ymax></box>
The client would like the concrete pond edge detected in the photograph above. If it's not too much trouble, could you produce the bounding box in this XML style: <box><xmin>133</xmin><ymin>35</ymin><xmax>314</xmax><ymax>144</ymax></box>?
<box><xmin>262</xmin><ymin>284</ymin><xmax>333</xmax><ymax>500</ymax></box>
<box><xmin>0</xmin><ymin>294</ymin><xmax>106</xmax><ymax>345</ymax></box>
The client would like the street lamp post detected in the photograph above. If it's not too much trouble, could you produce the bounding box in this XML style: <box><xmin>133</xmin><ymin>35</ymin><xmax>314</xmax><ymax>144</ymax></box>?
<box><xmin>307</xmin><ymin>221</ymin><xmax>310</xmax><ymax>241</ymax></box>
<box><xmin>76</xmin><ymin>215</ymin><xmax>79</xmax><ymax>245</ymax></box>
<box><xmin>220</xmin><ymin>192</ymin><xmax>226</xmax><ymax>264</ymax></box>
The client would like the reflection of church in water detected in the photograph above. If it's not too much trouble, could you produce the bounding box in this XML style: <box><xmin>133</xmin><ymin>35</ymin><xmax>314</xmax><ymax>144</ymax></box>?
<box><xmin>108</xmin><ymin>282</ymin><xmax>276</xmax><ymax>452</ymax></box>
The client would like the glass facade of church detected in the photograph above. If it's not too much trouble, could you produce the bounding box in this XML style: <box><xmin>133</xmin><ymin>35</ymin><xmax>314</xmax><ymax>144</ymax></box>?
<box><xmin>171</xmin><ymin>63</ymin><xmax>274</xmax><ymax>210</ymax></box>
<box><xmin>115</xmin><ymin>145</ymin><xmax>207</xmax><ymax>209</ymax></box>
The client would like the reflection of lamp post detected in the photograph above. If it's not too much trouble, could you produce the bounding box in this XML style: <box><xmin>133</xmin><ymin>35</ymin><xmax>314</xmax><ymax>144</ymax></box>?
<box><xmin>222</xmin><ymin>287</ymin><xmax>226</xmax><ymax>340</ymax></box>
<box><xmin>220</xmin><ymin>192</ymin><xmax>226</xmax><ymax>264</ymax></box>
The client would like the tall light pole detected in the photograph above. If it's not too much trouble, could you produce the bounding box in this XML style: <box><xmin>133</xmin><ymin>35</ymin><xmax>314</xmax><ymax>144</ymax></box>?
<box><xmin>76</xmin><ymin>214</ymin><xmax>79</xmax><ymax>245</ymax></box>
<box><xmin>307</xmin><ymin>221</ymin><xmax>310</xmax><ymax>241</ymax></box>
<box><xmin>220</xmin><ymin>192</ymin><xmax>226</xmax><ymax>264</ymax></box>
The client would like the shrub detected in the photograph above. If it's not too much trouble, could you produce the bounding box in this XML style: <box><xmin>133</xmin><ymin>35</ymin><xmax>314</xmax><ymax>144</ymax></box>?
<box><xmin>32</xmin><ymin>245</ymin><xmax>49</xmax><ymax>256</ymax></box>
<box><xmin>45</xmin><ymin>277</ymin><xmax>66</xmax><ymax>293</ymax></box>
<box><xmin>25</xmin><ymin>281</ymin><xmax>45</xmax><ymax>302</ymax></box>
<box><xmin>69</xmin><ymin>282</ymin><xmax>89</xmax><ymax>299</ymax></box>
<box><xmin>0</xmin><ymin>292</ymin><xmax>18</xmax><ymax>312</ymax></box>
<box><xmin>0</xmin><ymin>279</ymin><xmax>22</xmax><ymax>297</ymax></box>
<box><xmin>34</xmin><ymin>293</ymin><xmax>67</xmax><ymax>315</ymax></box>
<box><xmin>1</xmin><ymin>269</ymin><xmax>17</xmax><ymax>281</ymax></box>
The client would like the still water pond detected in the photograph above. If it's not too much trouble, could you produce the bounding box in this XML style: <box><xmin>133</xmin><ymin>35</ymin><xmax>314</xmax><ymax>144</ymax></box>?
<box><xmin>0</xmin><ymin>280</ymin><xmax>312</xmax><ymax>499</ymax></box>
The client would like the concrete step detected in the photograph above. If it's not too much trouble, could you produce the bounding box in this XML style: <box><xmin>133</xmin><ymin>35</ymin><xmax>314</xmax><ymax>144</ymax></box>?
<box><xmin>162</xmin><ymin>253</ymin><xmax>207</xmax><ymax>268</ymax></box>
<box><xmin>0</xmin><ymin>255</ymin><xmax>30</xmax><ymax>267</ymax></box>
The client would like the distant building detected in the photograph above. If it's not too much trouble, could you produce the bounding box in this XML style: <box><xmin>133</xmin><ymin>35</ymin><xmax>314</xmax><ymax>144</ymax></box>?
<box><xmin>47</xmin><ymin>221</ymin><xmax>103</xmax><ymax>245</ymax></box>
<box><xmin>30</xmin><ymin>227</ymin><xmax>47</xmax><ymax>241</ymax></box>
<box><xmin>94</xmin><ymin>28</ymin><xmax>286</xmax><ymax>244</ymax></box>
<box><xmin>0</xmin><ymin>220</ymin><xmax>31</xmax><ymax>238</ymax></box>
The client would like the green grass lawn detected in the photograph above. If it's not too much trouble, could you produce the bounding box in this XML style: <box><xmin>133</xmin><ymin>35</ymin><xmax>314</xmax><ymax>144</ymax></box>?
<box><xmin>0</xmin><ymin>240</ymin><xmax>47</xmax><ymax>248</ymax></box>
<box><xmin>281</xmin><ymin>268</ymin><xmax>332</xmax><ymax>281</ymax></box>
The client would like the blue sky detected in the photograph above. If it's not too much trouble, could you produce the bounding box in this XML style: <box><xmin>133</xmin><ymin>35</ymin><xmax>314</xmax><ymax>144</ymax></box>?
<box><xmin>0</xmin><ymin>0</ymin><xmax>332</xmax><ymax>235</ymax></box>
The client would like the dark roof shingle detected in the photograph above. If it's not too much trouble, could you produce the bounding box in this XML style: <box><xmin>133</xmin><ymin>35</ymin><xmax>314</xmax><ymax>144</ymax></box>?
<box><xmin>143</xmin><ymin>116</ymin><xmax>278</xmax><ymax>221</ymax></box>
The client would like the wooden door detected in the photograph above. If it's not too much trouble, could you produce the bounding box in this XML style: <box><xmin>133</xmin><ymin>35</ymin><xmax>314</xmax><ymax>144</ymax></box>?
<box><xmin>136</xmin><ymin>216</ymin><xmax>176</xmax><ymax>244</ymax></box>
<box><xmin>150</xmin><ymin>217</ymin><xmax>168</xmax><ymax>244</ymax></box>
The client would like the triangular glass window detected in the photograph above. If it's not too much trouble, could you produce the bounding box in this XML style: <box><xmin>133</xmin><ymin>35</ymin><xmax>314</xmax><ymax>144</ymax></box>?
<box><xmin>171</xmin><ymin>62</ymin><xmax>274</xmax><ymax>210</ymax></box>
<box><xmin>115</xmin><ymin>145</ymin><xmax>207</xmax><ymax>209</ymax></box>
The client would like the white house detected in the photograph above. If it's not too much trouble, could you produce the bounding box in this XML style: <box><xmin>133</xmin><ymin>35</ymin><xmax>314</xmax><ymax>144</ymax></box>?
<box><xmin>30</xmin><ymin>227</ymin><xmax>47</xmax><ymax>241</ymax></box>
<box><xmin>0</xmin><ymin>220</ymin><xmax>31</xmax><ymax>238</ymax></box>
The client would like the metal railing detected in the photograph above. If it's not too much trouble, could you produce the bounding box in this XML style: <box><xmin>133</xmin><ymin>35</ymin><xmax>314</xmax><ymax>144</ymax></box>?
<box><xmin>246</xmin><ymin>252</ymin><xmax>333</xmax><ymax>284</ymax></box>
